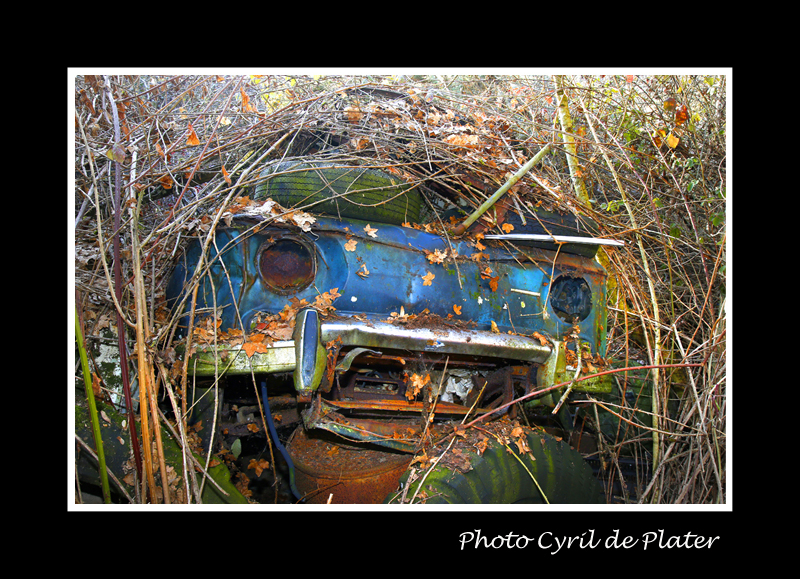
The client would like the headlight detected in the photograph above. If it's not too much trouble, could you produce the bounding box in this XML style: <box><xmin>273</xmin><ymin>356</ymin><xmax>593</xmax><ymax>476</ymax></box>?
<box><xmin>550</xmin><ymin>275</ymin><xmax>592</xmax><ymax>323</ymax></box>
<box><xmin>257</xmin><ymin>237</ymin><xmax>316</xmax><ymax>295</ymax></box>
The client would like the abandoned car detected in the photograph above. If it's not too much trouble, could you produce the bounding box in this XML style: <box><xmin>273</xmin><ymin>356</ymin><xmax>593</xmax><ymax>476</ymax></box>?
<box><xmin>162</xmin><ymin>159</ymin><xmax>632</xmax><ymax>504</ymax></box>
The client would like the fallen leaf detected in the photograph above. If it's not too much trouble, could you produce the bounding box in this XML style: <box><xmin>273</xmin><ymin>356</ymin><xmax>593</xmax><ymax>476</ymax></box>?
<box><xmin>453</xmin><ymin>304</ymin><xmax>462</xmax><ymax>315</ymax></box>
<box><xmin>291</xmin><ymin>211</ymin><xmax>316</xmax><ymax>232</ymax></box>
<box><xmin>426</xmin><ymin>249</ymin><xmax>448</xmax><ymax>264</ymax></box>
<box><xmin>242</xmin><ymin>340</ymin><xmax>270</xmax><ymax>358</ymax></box>
<box><xmin>248</xmin><ymin>458</ymin><xmax>270</xmax><ymax>476</ymax></box>
<box><xmin>158</xmin><ymin>174</ymin><xmax>173</xmax><ymax>189</ymax></box>
<box><xmin>410</xmin><ymin>451</ymin><xmax>431</xmax><ymax>467</ymax></box>
<box><xmin>344</xmin><ymin>105</ymin><xmax>363</xmax><ymax>123</ymax></box>
<box><xmin>532</xmin><ymin>331</ymin><xmax>550</xmax><ymax>346</ymax></box>
<box><xmin>186</xmin><ymin>123</ymin><xmax>200</xmax><ymax>146</ymax></box>
<box><xmin>313</xmin><ymin>288</ymin><xmax>341</xmax><ymax>314</ymax></box>
<box><xmin>406</xmin><ymin>373</ymin><xmax>431</xmax><ymax>400</ymax></box>
<box><xmin>364</xmin><ymin>224</ymin><xmax>378</xmax><ymax>238</ymax></box>
<box><xmin>344</xmin><ymin>238</ymin><xmax>358</xmax><ymax>252</ymax></box>
<box><xmin>357</xmin><ymin>263</ymin><xmax>369</xmax><ymax>278</ymax></box>
<box><xmin>501</xmin><ymin>222</ymin><xmax>515</xmax><ymax>233</ymax></box>
<box><xmin>422</xmin><ymin>271</ymin><xmax>435</xmax><ymax>286</ymax></box>
<box><xmin>490</xmin><ymin>321</ymin><xmax>500</xmax><ymax>334</ymax></box>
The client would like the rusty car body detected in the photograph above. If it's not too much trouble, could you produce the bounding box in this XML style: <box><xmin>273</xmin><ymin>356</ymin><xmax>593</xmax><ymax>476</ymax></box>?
<box><xmin>165</xmin><ymin>176</ymin><xmax>627</xmax><ymax>504</ymax></box>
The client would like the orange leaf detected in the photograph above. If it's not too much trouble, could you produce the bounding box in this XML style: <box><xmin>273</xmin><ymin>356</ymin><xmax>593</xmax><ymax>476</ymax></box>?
<box><xmin>501</xmin><ymin>223</ymin><xmax>515</xmax><ymax>233</ymax></box>
<box><xmin>675</xmin><ymin>105</ymin><xmax>689</xmax><ymax>125</ymax></box>
<box><xmin>666</xmin><ymin>133</ymin><xmax>680</xmax><ymax>149</ymax></box>
<box><xmin>242</xmin><ymin>340</ymin><xmax>269</xmax><ymax>358</ymax></box>
<box><xmin>186</xmin><ymin>123</ymin><xmax>200</xmax><ymax>146</ymax></box>
<box><xmin>426</xmin><ymin>249</ymin><xmax>447</xmax><ymax>264</ymax></box>
<box><xmin>489</xmin><ymin>276</ymin><xmax>499</xmax><ymax>292</ymax></box>
<box><xmin>422</xmin><ymin>271</ymin><xmax>435</xmax><ymax>286</ymax></box>
<box><xmin>344</xmin><ymin>238</ymin><xmax>358</xmax><ymax>252</ymax></box>
<box><xmin>158</xmin><ymin>174</ymin><xmax>173</xmax><ymax>189</ymax></box>
<box><xmin>453</xmin><ymin>304</ymin><xmax>462</xmax><ymax>315</ymax></box>
<box><xmin>406</xmin><ymin>373</ymin><xmax>431</xmax><ymax>400</ymax></box>
<box><xmin>221</xmin><ymin>165</ymin><xmax>231</xmax><ymax>185</ymax></box>
<box><xmin>248</xmin><ymin>458</ymin><xmax>270</xmax><ymax>476</ymax></box>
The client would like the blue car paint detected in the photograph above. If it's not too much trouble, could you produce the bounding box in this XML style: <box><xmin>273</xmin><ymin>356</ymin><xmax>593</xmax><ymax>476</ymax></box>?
<box><xmin>167</xmin><ymin>216</ymin><xmax>606</xmax><ymax>356</ymax></box>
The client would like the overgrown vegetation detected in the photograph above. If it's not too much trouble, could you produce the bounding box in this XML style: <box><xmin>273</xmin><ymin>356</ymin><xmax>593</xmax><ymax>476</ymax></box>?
<box><xmin>73</xmin><ymin>73</ymin><xmax>727</xmax><ymax>505</ymax></box>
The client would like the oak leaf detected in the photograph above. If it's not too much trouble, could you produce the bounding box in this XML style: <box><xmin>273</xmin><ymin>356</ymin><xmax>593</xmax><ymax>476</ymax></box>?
<box><xmin>426</xmin><ymin>249</ymin><xmax>448</xmax><ymax>264</ymax></box>
<box><xmin>242</xmin><ymin>340</ymin><xmax>269</xmax><ymax>358</ymax></box>
<box><xmin>248</xmin><ymin>458</ymin><xmax>270</xmax><ymax>477</ymax></box>
<box><xmin>406</xmin><ymin>373</ymin><xmax>431</xmax><ymax>400</ymax></box>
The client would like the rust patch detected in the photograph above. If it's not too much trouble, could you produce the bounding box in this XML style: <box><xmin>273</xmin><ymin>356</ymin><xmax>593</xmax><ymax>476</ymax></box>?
<box><xmin>288</xmin><ymin>427</ymin><xmax>412</xmax><ymax>504</ymax></box>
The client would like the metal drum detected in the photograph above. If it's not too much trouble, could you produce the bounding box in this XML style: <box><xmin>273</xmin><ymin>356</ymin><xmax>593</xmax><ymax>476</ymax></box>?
<box><xmin>287</xmin><ymin>426</ymin><xmax>412</xmax><ymax>504</ymax></box>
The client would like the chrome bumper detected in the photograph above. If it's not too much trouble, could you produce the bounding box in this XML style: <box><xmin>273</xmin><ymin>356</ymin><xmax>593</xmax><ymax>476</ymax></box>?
<box><xmin>185</xmin><ymin>318</ymin><xmax>553</xmax><ymax>377</ymax></box>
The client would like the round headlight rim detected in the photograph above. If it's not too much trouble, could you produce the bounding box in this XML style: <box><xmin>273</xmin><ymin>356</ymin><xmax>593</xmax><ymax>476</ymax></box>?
<box><xmin>549</xmin><ymin>274</ymin><xmax>593</xmax><ymax>324</ymax></box>
<box><xmin>255</xmin><ymin>234</ymin><xmax>317</xmax><ymax>296</ymax></box>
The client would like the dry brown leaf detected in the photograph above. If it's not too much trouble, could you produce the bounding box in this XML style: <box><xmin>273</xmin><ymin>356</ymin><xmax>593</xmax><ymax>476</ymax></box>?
<box><xmin>406</xmin><ymin>373</ymin><xmax>431</xmax><ymax>400</ymax></box>
<box><xmin>186</xmin><ymin>123</ymin><xmax>200</xmax><ymax>146</ymax></box>
<box><xmin>422</xmin><ymin>271</ymin><xmax>435</xmax><ymax>286</ymax></box>
<box><xmin>248</xmin><ymin>458</ymin><xmax>270</xmax><ymax>476</ymax></box>
<box><xmin>532</xmin><ymin>331</ymin><xmax>550</xmax><ymax>346</ymax></box>
<box><xmin>344</xmin><ymin>238</ymin><xmax>358</xmax><ymax>252</ymax></box>
<box><xmin>364</xmin><ymin>224</ymin><xmax>378</xmax><ymax>238</ymax></box>
<box><xmin>243</xmin><ymin>340</ymin><xmax>270</xmax><ymax>358</ymax></box>
<box><xmin>426</xmin><ymin>249</ymin><xmax>448</xmax><ymax>264</ymax></box>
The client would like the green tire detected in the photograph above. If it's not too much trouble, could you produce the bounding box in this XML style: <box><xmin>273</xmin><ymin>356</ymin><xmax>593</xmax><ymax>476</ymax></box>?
<box><xmin>385</xmin><ymin>427</ymin><xmax>604</xmax><ymax>504</ymax></box>
<box><xmin>254</xmin><ymin>160</ymin><xmax>423</xmax><ymax>226</ymax></box>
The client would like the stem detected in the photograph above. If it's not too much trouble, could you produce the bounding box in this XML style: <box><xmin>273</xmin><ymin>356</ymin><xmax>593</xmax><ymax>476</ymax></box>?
<box><xmin>450</xmin><ymin>143</ymin><xmax>550</xmax><ymax>236</ymax></box>
<box><xmin>75</xmin><ymin>307</ymin><xmax>111</xmax><ymax>504</ymax></box>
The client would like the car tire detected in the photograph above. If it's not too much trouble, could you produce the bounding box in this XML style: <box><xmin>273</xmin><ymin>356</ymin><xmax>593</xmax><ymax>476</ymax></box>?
<box><xmin>254</xmin><ymin>160</ymin><xmax>423</xmax><ymax>226</ymax></box>
<box><xmin>385</xmin><ymin>426</ymin><xmax>605</xmax><ymax>504</ymax></box>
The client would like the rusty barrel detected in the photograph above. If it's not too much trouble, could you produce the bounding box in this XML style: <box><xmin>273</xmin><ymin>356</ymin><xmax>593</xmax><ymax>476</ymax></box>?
<box><xmin>287</xmin><ymin>426</ymin><xmax>412</xmax><ymax>504</ymax></box>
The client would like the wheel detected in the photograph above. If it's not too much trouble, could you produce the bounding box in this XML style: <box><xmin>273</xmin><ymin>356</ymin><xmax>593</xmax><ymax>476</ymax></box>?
<box><xmin>254</xmin><ymin>160</ymin><xmax>423</xmax><ymax>226</ymax></box>
<box><xmin>385</xmin><ymin>425</ymin><xmax>605</xmax><ymax>504</ymax></box>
